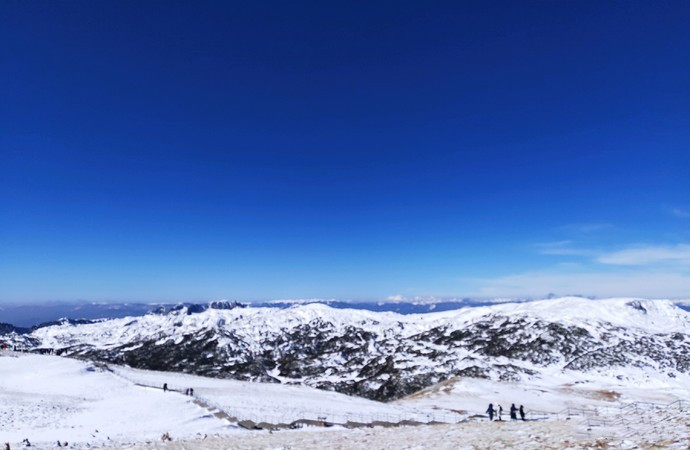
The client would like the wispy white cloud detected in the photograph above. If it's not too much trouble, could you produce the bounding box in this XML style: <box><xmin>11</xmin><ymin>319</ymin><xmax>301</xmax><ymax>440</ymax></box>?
<box><xmin>534</xmin><ymin>240</ymin><xmax>596</xmax><ymax>256</ymax></box>
<box><xmin>471</xmin><ymin>270</ymin><xmax>690</xmax><ymax>299</ymax></box>
<box><xmin>267</xmin><ymin>298</ymin><xmax>337</xmax><ymax>304</ymax></box>
<box><xmin>386</xmin><ymin>294</ymin><xmax>526</xmax><ymax>305</ymax></box>
<box><xmin>386</xmin><ymin>295</ymin><xmax>446</xmax><ymax>304</ymax></box>
<box><xmin>597</xmin><ymin>244</ymin><xmax>690</xmax><ymax>266</ymax></box>
<box><xmin>532</xmin><ymin>223</ymin><xmax>612</xmax><ymax>256</ymax></box>
<box><xmin>499</xmin><ymin>232</ymin><xmax>690</xmax><ymax>298</ymax></box>
<box><xmin>561</xmin><ymin>223</ymin><xmax>613</xmax><ymax>234</ymax></box>
<box><xmin>535</xmin><ymin>238</ymin><xmax>690</xmax><ymax>267</ymax></box>
<box><xmin>671</xmin><ymin>208</ymin><xmax>690</xmax><ymax>218</ymax></box>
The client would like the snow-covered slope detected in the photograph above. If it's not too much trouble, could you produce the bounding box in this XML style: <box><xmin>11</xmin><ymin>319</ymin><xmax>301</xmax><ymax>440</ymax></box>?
<box><xmin>0</xmin><ymin>353</ymin><xmax>440</xmax><ymax>449</ymax></box>
<box><xmin>18</xmin><ymin>297</ymin><xmax>690</xmax><ymax>401</ymax></box>
<box><xmin>0</xmin><ymin>353</ymin><xmax>232</xmax><ymax>446</ymax></box>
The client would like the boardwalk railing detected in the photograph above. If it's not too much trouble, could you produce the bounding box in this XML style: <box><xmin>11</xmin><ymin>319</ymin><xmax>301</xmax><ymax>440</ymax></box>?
<box><xmin>528</xmin><ymin>400</ymin><xmax>689</xmax><ymax>425</ymax></box>
<box><xmin>578</xmin><ymin>399</ymin><xmax>690</xmax><ymax>439</ymax></box>
<box><xmin>528</xmin><ymin>398</ymin><xmax>688</xmax><ymax>423</ymax></box>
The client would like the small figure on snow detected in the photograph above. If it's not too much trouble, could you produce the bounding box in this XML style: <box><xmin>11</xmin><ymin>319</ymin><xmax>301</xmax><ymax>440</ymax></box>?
<box><xmin>189</xmin><ymin>388</ymin><xmax>194</xmax><ymax>396</ymax></box>
<box><xmin>163</xmin><ymin>383</ymin><xmax>168</xmax><ymax>392</ymax></box>
<box><xmin>485</xmin><ymin>403</ymin><xmax>495</xmax><ymax>421</ymax></box>
<box><xmin>519</xmin><ymin>405</ymin><xmax>526</xmax><ymax>421</ymax></box>
<box><xmin>497</xmin><ymin>404</ymin><xmax>503</xmax><ymax>421</ymax></box>
<box><xmin>510</xmin><ymin>403</ymin><xmax>517</xmax><ymax>420</ymax></box>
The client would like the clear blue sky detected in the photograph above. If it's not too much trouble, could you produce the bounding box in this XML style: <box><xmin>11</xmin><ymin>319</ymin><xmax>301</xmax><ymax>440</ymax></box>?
<box><xmin>1</xmin><ymin>1</ymin><xmax>689</xmax><ymax>303</ymax></box>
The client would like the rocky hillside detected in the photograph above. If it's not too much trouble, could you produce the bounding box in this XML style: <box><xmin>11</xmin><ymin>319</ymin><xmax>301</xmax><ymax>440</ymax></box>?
<box><xmin>11</xmin><ymin>298</ymin><xmax>690</xmax><ymax>401</ymax></box>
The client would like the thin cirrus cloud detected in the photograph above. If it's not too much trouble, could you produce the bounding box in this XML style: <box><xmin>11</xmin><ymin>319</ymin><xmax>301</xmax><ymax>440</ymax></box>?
<box><xmin>597</xmin><ymin>244</ymin><xmax>690</xmax><ymax>266</ymax></box>
<box><xmin>534</xmin><ymin>223</ymin><xmax>612</xmax><ymax>257</ymax></box>
<box><xmin>478</xmin><ymin>240</ymin><xmax>690</xmax><ymax>298</ymax></box>
<box><xmin>560</xmin><ymin>223</ymin><xmax>613</xmax><ymax>234</ymax></box>
<box><xmin>536</xmin><ymin>240</ymin><xmax>690</xmax><ymax>266</ymax></box>
<box><xmin>472</xmin><ymin>270</ymin><xmax>690</xmax><ymax>298</ymax></box>
<box><xmin>386</xmin><ymin>295</ymin><xmax>444</xmax><ymax>304</ymax></box>
<box><xmin>671</xmin><ymin>208</ymin><xmax>690</xmax><ymax>218</ymax></box>
<box><xmin>534</xmin><ymin>240</ymin><xmax>597</xmax><ymax>256</ymax></box>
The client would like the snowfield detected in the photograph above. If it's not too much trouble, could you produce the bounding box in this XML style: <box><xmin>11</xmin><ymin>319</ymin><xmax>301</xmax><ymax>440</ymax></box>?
<box><xmin>17</xmin><ymin>297</ymin><xmax>690</xmax><ymax>405</ymax></box>
<box><xmin>0</xmin><ymin>353</ymin><xmax>441</xmax><ymax>448</ymax></box>
<box><xmin>0</xmin><ymin>354</ymin><xmax>235</xmax><ymax>447</ymax></box>
<box><xmin>2</xmin><ymin>297</ymin><xmax>690</xmax><ymax>449</ymax></box>
<box><xmin>107</xmin><ymin>365</ymin><xmax>447</xmax><ymax>425</ymax></box>
<box><xmin>1</xmin><ymin>352</ymin><xmax>688</xmax><ymax>449</ymax></box>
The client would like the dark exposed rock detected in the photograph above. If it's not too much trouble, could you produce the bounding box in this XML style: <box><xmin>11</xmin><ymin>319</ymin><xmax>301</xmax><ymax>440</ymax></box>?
<box><xmin>31</xmin><ymin>318</ymin><xmax>97</xmax><ymax>331</ymax></box>
<box><xmin>0</xmin><ymin>322</ymin><xmax>30</xmax><ymax>335</ymax></box>
<box><xmin>209</xmin><ymin>301</ymin><xmax>246</xmax><ymax>310</ymax></box>
<box><xmin>626</xmin><ymin>300</ymin><xmax>647</xmax><ymax>314</ymax></box>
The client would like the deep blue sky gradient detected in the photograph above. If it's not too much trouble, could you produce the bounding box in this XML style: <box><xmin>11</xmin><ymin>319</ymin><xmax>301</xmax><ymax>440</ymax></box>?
<box><xmin>2</xmin><ymin>1</ymin><xmax>690</xmax><ymax>302</ymax></box>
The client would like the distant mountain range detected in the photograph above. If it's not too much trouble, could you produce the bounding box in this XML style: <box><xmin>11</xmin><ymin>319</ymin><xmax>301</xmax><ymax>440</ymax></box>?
<box><xmin>4</xmin><ymin>297</ymin><xmax>688</xmax><ymax>328</ymax></box>
<box><xmin>0</xmin><ymin>298</ymin><xmax>507</xmax><ymax>327</ymax></box>
<box><xmin>2</xmin><ymin>297</ymin><xmax>688</xmax><ymax>402</ymax></box>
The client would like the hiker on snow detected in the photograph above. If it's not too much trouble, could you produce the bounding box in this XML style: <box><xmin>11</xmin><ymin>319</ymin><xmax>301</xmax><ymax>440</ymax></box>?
<box><xmin>519</xmin><ymin>405</ymin><xmax>526</xmax><ymax>421</ymax></box>
<box><xmin>163</xmin><ymin>383</ymin><xmax>168</xmax><ymax>392</ymax></box>
<box><xmin>510</xmin><ymin>403</ymin><xmax>517</xmax><ymax>420</ymax></box>
<box><xmin>485</xmin><ymin>403</ymin><xmax>495</xmax><ymax>421</ymax></box>
<box><xmin>497</xmin><ymin>404</ymin><xmax>503</xmax><ymax>421</ymax></box>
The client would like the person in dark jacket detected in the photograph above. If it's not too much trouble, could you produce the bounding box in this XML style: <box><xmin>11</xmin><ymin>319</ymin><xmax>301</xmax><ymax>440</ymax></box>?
<box><xmin>485</xmin><ymin>403</ymin><xmax>495</xmax><ymax>421</ymax></box>
<box><xmin>163</xmin><ymin>383</ymin><xmax>168</xmax><ymax>392</ymax></box>
<box><xmin>510</xmin><ymin>403</ymin><xmax>517</xmax><ymax>420</ymax></box>
<box><xmin>519</xmin><ymin>405</ymin><xmax>526</xmax><ymax>421</ymax></box>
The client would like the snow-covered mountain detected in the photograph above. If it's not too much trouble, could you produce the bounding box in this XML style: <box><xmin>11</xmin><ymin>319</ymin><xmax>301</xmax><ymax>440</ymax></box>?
<box><xmin>5</xmin><ymin>297</ymin><xmax>690</xmax><ymax>401</ymax></box>
<box><xmin>0</xmin><ymin>298</ymin><xmax>527</xmax><ymax>328</ymax></box>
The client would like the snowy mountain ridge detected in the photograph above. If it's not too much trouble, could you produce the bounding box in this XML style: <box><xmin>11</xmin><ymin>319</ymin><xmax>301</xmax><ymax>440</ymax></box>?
<box><xmin>6</xmin><ymin>297</ymin><xmax>690</xmax><ymax>401</ymax></box>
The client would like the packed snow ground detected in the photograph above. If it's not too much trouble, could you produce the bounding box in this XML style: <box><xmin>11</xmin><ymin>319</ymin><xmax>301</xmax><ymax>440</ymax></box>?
<box><xmin>0</xmin><ymin>353</ymin><xmax>440</xmax><ymax>448</ymax></box>
<box><xmin>109</xmin><ymin>365</ymin><xmax>445</xmax><ymax>424</ymax></box>
<box><xmin>1</xmin><ymin>352</ymin><xmax>688</xmax><ymax>449</ymax></box>
<box><xmin>397</xmin><ymin>368</ymin><xmax>690</xmax><ymax>417</ymax></box>
<box><xmin>131</xmin><ymin>418</ymin><xmax>690</xmax><ymax>450</ymax></box>
<box><xmin>0</xmin><ymin>353</ymin><xmax>236</xmax><ymax>447</ymax></box>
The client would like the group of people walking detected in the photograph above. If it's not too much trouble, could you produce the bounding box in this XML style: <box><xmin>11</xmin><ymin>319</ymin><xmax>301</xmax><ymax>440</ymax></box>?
<box><xmin>485</xmin><ymin>403</ymin><xmax>526</xmax><ymax>421</ymax></box>
<box><xmin>162</xmin><ymin>382</ymin><xmax>193</xmax><ymax>396</ymax></box>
